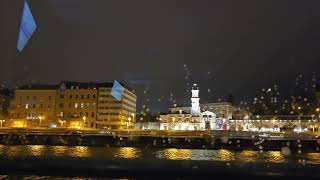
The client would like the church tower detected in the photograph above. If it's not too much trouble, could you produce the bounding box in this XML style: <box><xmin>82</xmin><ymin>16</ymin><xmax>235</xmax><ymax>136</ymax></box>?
<box><xmin>191</xmin><ymin>84</ymin><xmax>201</xmax><ymax>116</ymax></box>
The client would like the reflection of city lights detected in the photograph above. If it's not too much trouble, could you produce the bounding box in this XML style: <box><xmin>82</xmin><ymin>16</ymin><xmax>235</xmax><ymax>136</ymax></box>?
<box><xmin>161</xmin><ymin>148</ymin><xmax>192</xmax><ymax>160</ymax></box>
<box><xmin>51</xmin><ymin>146</ymin><xmax>67</xmax><ymax>155</ymax></box>
<box><xmin>213</xmin><ymin>149</ymin><xmax>235</xmax><ymax>161</ymax></box>
<box><xmin>116</xmin><ymin>147</ymin><xmax>140</xmax><ymax>159</ymax></box>
<box><xmin>69</xmin><ymin>146</ymin><xmax>90</xmax><ymax>158</ymax></box>
<box><xmin>239</xmin><ymin>150</ymin><xmax>258</xmax><ymax>162</ymax></box>
<box><xmin>266</xmin><ymin>151</ymin><xmax>285</xmax><ymax>163</ymax></box>
<box><xmin>28</xmin><ymin>145</ymin><xmax>45</xmax><ymax>156</ymax></box>
<box><xmin>306</xmin><ymin>153</ymin><xmax>320</xmax><ymax>164</ymax></box>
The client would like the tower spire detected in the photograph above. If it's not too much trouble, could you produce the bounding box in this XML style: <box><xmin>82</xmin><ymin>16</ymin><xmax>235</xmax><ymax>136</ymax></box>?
<box><xmin>191</xmin><ymin>84</ymin><xmax>200</xmax><ymax>116</ymax></box>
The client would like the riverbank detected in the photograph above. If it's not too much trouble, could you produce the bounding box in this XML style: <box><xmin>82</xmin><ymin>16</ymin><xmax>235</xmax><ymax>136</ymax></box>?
<box><xmin>0</xmin><ymin>130</ymin><xmax>318</xmax><ymax>152</ymax></box>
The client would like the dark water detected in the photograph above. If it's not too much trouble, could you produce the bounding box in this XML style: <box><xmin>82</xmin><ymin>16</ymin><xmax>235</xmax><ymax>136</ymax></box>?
<box><xmin>0</xmin><ymin>144</ymin><xmax>319</xmax><ymax>164</ymax></box>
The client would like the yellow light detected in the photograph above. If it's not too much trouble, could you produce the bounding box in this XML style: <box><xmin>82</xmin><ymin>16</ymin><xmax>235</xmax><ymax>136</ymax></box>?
<box><xmin>316</xmin><ymin>108</ymin><xmax>320</xmax><ymax>112</ymax></box>
<box><xmin>298</xmin><ymin>107</ymin><xmax>301</xmax><ymax>110</ymax></box>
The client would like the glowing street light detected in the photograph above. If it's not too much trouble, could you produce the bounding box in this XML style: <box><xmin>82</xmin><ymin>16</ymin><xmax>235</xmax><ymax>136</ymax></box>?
<box><xmin>0</xmin><ymin>120</ymin><xmax>5</xmax><ymax>127</ymax></box>
<box><xmin>127</xmin><ymin>117</ymin><xmax>132</xmax><ymax>129</ymax></box>
<box><xmin>82</xmin><ymin>116</ymin><xmax>87</xmax><ymax>128</ymax></box>
<box><xmin>38</xmin><ymin>116</ymin><xmax>42</xmax><ymax>127</ymax></box>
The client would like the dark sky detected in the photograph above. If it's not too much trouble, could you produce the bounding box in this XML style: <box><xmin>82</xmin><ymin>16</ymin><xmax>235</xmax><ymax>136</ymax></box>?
<box><xmin>1</xmin><ymin>0</ymin><xmax>320</xmax><ymax>112</ymax></box>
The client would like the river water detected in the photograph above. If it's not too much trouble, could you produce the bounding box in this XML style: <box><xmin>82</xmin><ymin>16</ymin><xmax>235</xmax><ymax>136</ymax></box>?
<box><xmin>0</xmin><ymin>145</ymin><xmax>319</xmax><ymax>164</ymax></box>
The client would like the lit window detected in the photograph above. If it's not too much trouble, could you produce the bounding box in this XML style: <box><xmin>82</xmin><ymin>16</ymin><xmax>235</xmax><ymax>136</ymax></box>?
<box><xmin>75</xmin><ymin>103</ymin><xmax>78</xmax><ymax>108</ymax></box>
<box><xmin>81</xmin><ymin>103</ymin><xmax>84</xmax><ymax>108</ymax></box>
<box><xmin>25</xmin><ymin>104</ymin><xmax>29</xmax><ymax>109</ymax></box>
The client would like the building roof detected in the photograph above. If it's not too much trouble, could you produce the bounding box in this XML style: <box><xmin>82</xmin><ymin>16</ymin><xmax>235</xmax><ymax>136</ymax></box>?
<box><xmin>17</xmin><ymin>84</ymin><xmax>57</xmax><ymax>90</ymax></box>
<box><xmin>16</xmin><ymin>81</ymin><xmax>134</xmax><ymax>93</ymax></box>
<box><xmin>169</xmin><ymin>102</ymin><xmax>234</xmax><ymax>110</ymax></box>
<box><xmin>60</xmin><ymin>81</ymin><xmax>133</xmax><ymax>91</ymax></box>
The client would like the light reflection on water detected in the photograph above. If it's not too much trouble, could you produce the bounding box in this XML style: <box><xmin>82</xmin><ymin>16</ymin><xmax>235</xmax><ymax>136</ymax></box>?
<box><xmin>305</xmin><ymin>153</ymin><xmax>320</xmax><ymax>164</ymax></box>
<box><xmin>27</xmin><ymin>145</ymin><xmax>45</xmax><ymax>156</ymax></box>
<box><xmin>0</xmin><ymin>145</ymin><xmax>318</xmax><ymax>164</ymax></box>
<box><xmin>212</xmin><ymin>149</ymin><xmax>235</xmax><ymax>161</ymax></box>
<box><xmin>115</xmin><ymin>147</ymin><xmax>141</xmax><ymax>159</ymax></box>
<box><xmin>265</xmin><ymin>151</ymin><xmax>286</xmax><ymax>163</ymax></box>
<box><xmin>157</xmin><ymin>148</ymin><xmax>192</xmax><ymax>160</ymax></box>
<box><xmin>68</xmin><ymin>146</ymin><xmax>91</xmax><ymax>158</ymax></box>
<box><xmin>50</xmin><ymin>146</ymin><xmax>67</xmax><ymax>156</ymax></box>
<box><xmin>238</xmin><ymin>150</ymin><xmax>259</xmax><ymax>162</ymax></box>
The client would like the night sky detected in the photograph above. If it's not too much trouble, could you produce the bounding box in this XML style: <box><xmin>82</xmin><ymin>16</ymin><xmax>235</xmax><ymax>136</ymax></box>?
<box><xmin>1</xmin><ymin>0</ymin><xmax>320</xmax><ymax>112</ymax></box>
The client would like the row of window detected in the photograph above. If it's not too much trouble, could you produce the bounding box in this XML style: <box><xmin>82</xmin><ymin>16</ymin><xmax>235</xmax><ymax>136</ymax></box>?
<box><xmin>97</xmin><ymin>119</ymin><xmax>122</xmax><ymax>122</ymax></box>
<box><xmin>59</xmin><ymin>103</ymin><xmax>96</xmax><ymax>108</ymax></box>
<box><xmin>11</xmin><ymin>112</ymin><xmax>44</xmax><ymax>119</ymax></box>
<box><xmin>18</xmin><ymin>96</ymin><xmax>52</xmax><ymax>101</ymax></box>
<box><xmin>13</xmin><ymin>104</ymin><xmax>52</xmax><ymax>109</ymax></box>
<box><xmin>60</xmin><ymin>111</ymin><xmax>95</xmax><ymax>118</ymax></box>
<box><xmin>98</xmin><ymin>113</ymin><xmax>120</xmax><ymax>116</ymax></box>
<box><xmin>99</xmin><ymin>101</ymin><xmax>121</xmax><ymax>104</ymax></box>
<box><xmin>98</xmin><ymin>106</ymin><xmax>121</xmax><ymax>110</ymax></box>
<box><xmin>60</xmin><ymin>94</ymin><xmax>96</xmax><ymax>99</ymax></box>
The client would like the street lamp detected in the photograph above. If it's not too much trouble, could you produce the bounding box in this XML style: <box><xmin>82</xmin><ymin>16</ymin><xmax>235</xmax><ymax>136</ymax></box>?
<box><xmin>82</xmin><ymin>116</ymin><xmax>87</xmax><ymax>129</ymax></box>
<box><xmin>128</xmin><ymin>117</ymin><xmax>132</xmax><ymax>129</ymax></box>
<box><xmin>0</xmin><ymin>120</ymin><xmax>5</xmax><ymax>127</ymax></box>
<box><xmin>38</xmin><ymin>116</ymin><xmax>42</xmax><ymax>128</ymax></box>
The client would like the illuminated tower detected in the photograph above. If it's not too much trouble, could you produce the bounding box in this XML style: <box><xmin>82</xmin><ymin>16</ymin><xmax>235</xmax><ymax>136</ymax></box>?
<box><xmin>191</xmin><ymin>84</ymin><xmax>201</xmax><ymax>117</ymax></box>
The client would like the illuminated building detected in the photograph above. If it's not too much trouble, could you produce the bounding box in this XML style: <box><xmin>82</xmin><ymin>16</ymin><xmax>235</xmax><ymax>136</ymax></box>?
<box><xmin>97</xmin><ymin>83</ymin><xmax>137</xmax><ymax>129</ymax></box>
<box><xmin>191</xmin><ymin>84</ymin><xmax>201</xmax><ymax>116</ymax></box>
<box><xmin>57</xmin><ymin>81</ymin><xmax>136</xmax><ymax>129</ymax></box>
<box><xmin>8</xmin><ymin>81</ymin><xmax>136</xmax><ymax>130</ymax></box>
<box><xmin>56</xmin><ymin>82</ymin><xmax>98</xmax><ymax>129</ymax></box>
<box><xmin>160</xmin><ymin>84</ymin><xmax>231</xmax><ymax>130</ymax></box>
<box><xmin>170</xmin><ymin>102</ymin><xmax>238</xmax><ymax>120</ymax></box>
<box><xmin>9</xmin><ymin>85</ymin><xmax>57</xmax><ymax>128</ymax></box>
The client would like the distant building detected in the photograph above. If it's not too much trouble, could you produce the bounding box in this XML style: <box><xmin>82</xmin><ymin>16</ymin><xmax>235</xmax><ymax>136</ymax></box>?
<box><xmin>8</xmin><ymin>81</ymin><xmax>136</xmax><ymax>129</ymax></box>
<box><xmin>56</xmin><ymin>82</ymin><xmax>98</xmax><ymax>129</ymax></box>
<box><xmin>9</xmin><ymin>85</ymin><xmax>57</xmax><ymax>128</ymax></box>
<box><xmin>97</xmin><ymin>84</ymin><xmax>136</xmax><ymax>129</ymax></box>
<box><xmin>160</xmin><ymin>84</ymin><xmax>237</xmax><ymax>130</ymax></box>
<box><xmin>169</xmin><ymin>102</ymin><xmax>239</xmax><ymax>120</ymax></box>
